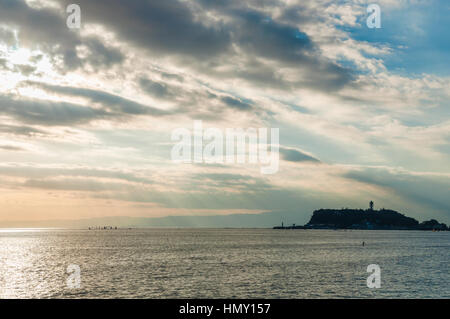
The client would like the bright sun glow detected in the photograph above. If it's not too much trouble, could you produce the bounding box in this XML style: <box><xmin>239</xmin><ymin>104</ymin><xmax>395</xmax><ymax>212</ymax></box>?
<box><xmin>6</xmin><ymin>47</ymin><xmax>32</xmax><ymax>65</ymax></box>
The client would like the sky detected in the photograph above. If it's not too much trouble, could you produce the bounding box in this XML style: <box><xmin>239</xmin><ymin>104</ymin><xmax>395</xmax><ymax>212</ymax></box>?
<box><xmin>0</xmin><ymin>0</ymin><xmax>449</xmax><ymax>226</ymax></box>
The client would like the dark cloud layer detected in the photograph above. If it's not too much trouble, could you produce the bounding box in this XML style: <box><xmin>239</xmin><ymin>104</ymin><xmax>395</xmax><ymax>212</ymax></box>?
<box><xmin>0</xmin><ymin>94</ymin><xmax>109</xmax><ymax>126</ymax></box>
<box><xmin>25</xmin><ymin>81</ymin><xmax>170</xmax><ymax>117</ymax></box>
<box><xmin>0</xmin><ymin>0</ymin><xmax>123</xmax><ymax>69</ymax></box>
<box><xmin>50</xmin><ymin>0</ymin><xmax>354</xmax><ymax>91</ymax></box>
<box><xmin>0</xmin><ymin>82</ymin><xmax>171</xmax><ymax>126</ymax></box>
<box><xmin>0</xmin><ymin>124</ymin><xmax>47</xmax><ymax>136</ymax></box>
<box><xmin>59</xmin><ymin>0</ymin><xmax>231</xmax><ymax>59</ymax></box>
<box><xmin>0</xmin><ymin>0</ymin><xmax>356</xmax><ymax>100</ymax></box>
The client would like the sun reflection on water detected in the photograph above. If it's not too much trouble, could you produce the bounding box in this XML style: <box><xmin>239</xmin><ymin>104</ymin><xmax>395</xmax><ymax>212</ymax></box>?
<box><xmin>0</xmin><ymin>229</ymin><xmax>63</xmax><ymax>298</ymax></box>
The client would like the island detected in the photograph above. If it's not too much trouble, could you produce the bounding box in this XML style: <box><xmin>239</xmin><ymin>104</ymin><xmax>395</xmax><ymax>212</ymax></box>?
<box><xmin>274</xmin><ymin>201</ymin><xmax>449</xmax><ymax>231</ymax></box>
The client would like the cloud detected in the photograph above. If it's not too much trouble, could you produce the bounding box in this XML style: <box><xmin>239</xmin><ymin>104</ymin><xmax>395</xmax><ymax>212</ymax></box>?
<box><xmin>0</xmin><ymin>144</ymin><xmax>26</xmax><ymax>151</ymax></box>
<box><xmin>192</xmin><ymin>172</ymin><xmax>274</xmax><ymax>192</ymax></box>
<box><xmin>343</xmin><ymin>167</ymin><xmax>450</xmax><ymax>214</ymax></box>
<box><xmin>23</xmin><ymin>177</ymin><xmax>131</xmax><ymax>192</ymax></box>
<box><xmin>0</xmin><ymin>26</ymin><xmax>16</xmax><ymax>46</ymax></box>
<box><xmin>58</xmin><ymin>0</ymin><xmax>231</xmax><ymax>59</ymax></box>
<box><xmin>0</xmin><ymin>124</ymin><xmax>47</xmax><ymax>136</ymax></box>
<box><xmin>24</xmin><ymin>81</ymin><xmax>171</xmax><ymax>117</ymax></box>
<box><xmin>47</xmin><ymin>0</ymin><xmax>355</xmax><ymax>92</ymax></box>
<box><xmin>161</xmin><ymin>72</ymin><xmax>184</xmax><ymax>82</ymax></box>
<box><xmin>0</xmin><ymin>164</ymin><xmax>155</xmax><ymax>185</ymax></box>
<box><xmin>0</xmin><ymin>0</ymin><xmax>448</xmax><ymax>225</ymax></box>
<box><xmin>13</xmin><ymin>64</ymin><xmax>36</xmax><ymax>76</ymax></box>
<box><xmin>280</xmin><ymin>147</ymin><xmax>321</xmax><ymax>163</ymax></box>
<box><xmin>220</xmin><ymin>96</ymin><xmax>253</xmax><ymax>111</ymax></box>
<box><xmin>0</xmin><ymin>94</ymin><xmax>110</xmax><ymax>126</ymax></box>
<box><xmin>139</xmin><ymin>78</ymin><xmax>171</xmax><ymax>99</ymax></box>
<box><xmin>232</xmin><ymin>9</ymin><xmax>313</xmax><ymax>63</ymax></box>
<box><xmin>0</xmin><ymin>0</ymin><xmax>123</xmax><ymax>70</ymax></box>
<box><xmin>194</xmin><ymin>2</ymin><xmax>355</xmax><ymax>91</ymax></box>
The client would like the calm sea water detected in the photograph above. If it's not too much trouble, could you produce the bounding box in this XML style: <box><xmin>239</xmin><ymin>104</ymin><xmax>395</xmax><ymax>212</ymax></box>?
<box><xmin>0</xmin><ymin>228</ymin><xmax>448</xmax><ymax>298</ymax></box>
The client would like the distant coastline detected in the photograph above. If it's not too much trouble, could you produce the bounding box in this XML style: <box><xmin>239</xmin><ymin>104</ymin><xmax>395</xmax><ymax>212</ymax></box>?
<box><xmin>274</xmin><ymin>203</ymin><xmax>449</xmax><ymax>231</ymax></box>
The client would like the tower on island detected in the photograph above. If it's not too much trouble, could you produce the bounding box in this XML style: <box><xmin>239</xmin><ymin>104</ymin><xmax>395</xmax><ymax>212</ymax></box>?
<box><xmin>369</xmin><ymin>201</ymin><xmax>374</xmax><ymax>211</ymax></box>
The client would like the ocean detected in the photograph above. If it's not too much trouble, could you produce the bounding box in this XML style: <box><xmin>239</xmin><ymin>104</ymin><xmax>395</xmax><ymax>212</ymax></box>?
<box><xmin>0</xmin><ymin>228</ymin><xmax>448</xmax><ymax>298</ymax></box>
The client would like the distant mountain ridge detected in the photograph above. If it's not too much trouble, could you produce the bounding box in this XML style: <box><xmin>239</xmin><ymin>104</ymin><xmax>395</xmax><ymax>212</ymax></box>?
<box><xmin>0</xmin><ymin>211</ymin><xmax>305</xmax><ymax>228</ymax></box>
<box><xmin>1</xmin><ymin>207</ymin><xmax>448</xmax><ymax>230</ymax></box>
